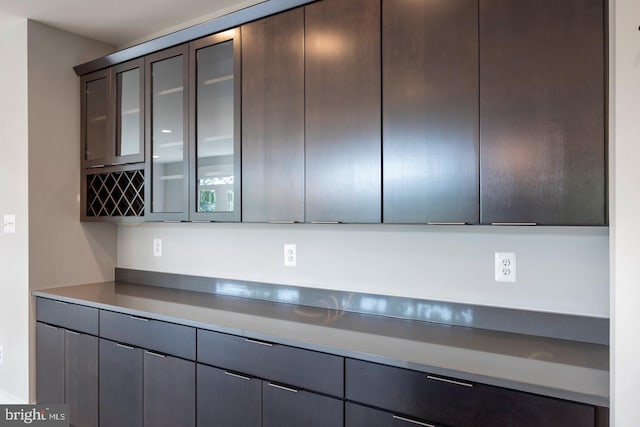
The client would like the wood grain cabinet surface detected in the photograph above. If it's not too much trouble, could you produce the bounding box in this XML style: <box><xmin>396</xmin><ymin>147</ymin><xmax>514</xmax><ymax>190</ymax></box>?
<box><xmin>479</xmin><ymin>0</ymin><xmax>606</xmax><ymax>225</ymax></box>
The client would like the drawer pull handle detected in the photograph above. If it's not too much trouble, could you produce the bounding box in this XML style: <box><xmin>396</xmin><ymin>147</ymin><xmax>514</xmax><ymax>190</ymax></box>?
<box><xmin>269</xmin><ymin>220</ymin><xmax>297</xmax><ymax>224</ymax></box>
<box><xmin>116</xmin><ymin>343</ymin><xmax>135</xmax><ymax>350</ymax></box>
<box><xmin>55</xmin><ymin>301</ymin><xmax>69</xmax><ymax>306</ymax></box>
<box><xmin>427</xmin><ymin>375</ymin><xmax>473</xmax><ymax>388</ymax></box>
<box><xmin>65</xmin><ymin>330</ymin><xmax>80</xmax><ymax>336</ymax></box>
<box><xmin>145</xmin><ymin>350</ymin><xmax>166</xmax><ymax>358</ymax></box>
<box><xmin>392</xmin><ymin>415</ymin><xmax>435</xmax><ymax>427</ymax></box>
<box><xmin>310</xmin><ymin>221</ymin><xmax>341</xmax><ymax>224</ymax></box>
<box><xmin>90</xmin><ymin>164</ymin><xmax>105</xmax><ymax>168</ymax></box>
<box><xmin>244</xmin><ymin>338</ymin><xmax>273</xmax><ymax>347</ymax></box>
<box><xmin>268</xmin><ymin>383</ymin><xmax>298</xmax><ymax>393</ymax></box>
<box><xmin>491</xmin><ymin>222</ymin><xmax>537</xmax><ymax>226</ymax></box>
<box><xmin>43</xmin><ymin>324</ymin><xmax>59</xmax><ymax>330</ymax></box>
<box><xmin>224</xmin><ymin>371</ymin><xmax>251</xmax><ymax>381</ymax></box>
<box><xmin>426</xmin><ymin>222</ymin><xmax>466</xmax><ymax>225</ymax></box>
<box><xmin>128</xmin><ymin>315</ymin><xmax>150</xmax><ymax>322</ymax></box>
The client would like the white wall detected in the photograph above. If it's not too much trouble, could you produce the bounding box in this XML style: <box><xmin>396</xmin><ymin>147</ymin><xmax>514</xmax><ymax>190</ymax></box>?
<box><xmin>610</xmin><ymin>0</ymin><xmax>640</xmax><ymax>424</ymax></box>
<box><xmin>0</xmin><ymin>20</ymin><xmax>29</xmax><ymax>403</ymax></box>
<box><xmin>26</xmin><ymin>21</ymin><xmax>117</xmax><ymax>403</ymax></box>
<box><xmin>118</xmin><ymin>223</ymin><xmax>609</xmax><ymax>316</ymax></box>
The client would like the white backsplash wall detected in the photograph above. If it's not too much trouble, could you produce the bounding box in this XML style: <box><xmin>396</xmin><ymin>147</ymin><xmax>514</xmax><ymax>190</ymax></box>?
<box><xmin>118</xmin><ymin>223</ymin><xmax>609</xmax><ymax>317</ymax></box>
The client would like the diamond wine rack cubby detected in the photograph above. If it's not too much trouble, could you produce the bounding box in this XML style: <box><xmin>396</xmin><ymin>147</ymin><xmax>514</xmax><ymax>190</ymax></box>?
<box><xmin>84</xmin><ymin>168</ymin><xmax>144</xmax><ymax>219</ymax></box>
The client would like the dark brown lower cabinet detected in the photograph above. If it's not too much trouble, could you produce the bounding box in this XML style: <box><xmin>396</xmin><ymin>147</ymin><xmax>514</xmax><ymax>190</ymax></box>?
<box><xmin>143</xmin><ymin>350</ymin><xmax>195</xmax><ymax>427</ymax></box>
<box><xmin>346</xmin><ymin>403</ymin><xmax>437</xmax><ymax>427</ymax></box>
<box><xmin>35</xmin><ymin>322</ymin><xmax>65</xmax><ymax>404</ymax></box>
<box><xmin>263</xmin><ymin>382</ymin><xmax>343</xmax><ymax>427</ymax></box>
<box><xmin>65</xmin><ymin>330</ymin><xmax>99</xmax><ymax>427</ymax></box>
<box><xmin>346</xmin><ymin>359</ymin><xmax>597</xmax><ymax>427</ymax></box>
<box><xmin>99</xmin><ymin>339</ymin><xmax>143</xmax><ymax>427</ymax></box>
<box><xmin>197</xmin><ymin>364</ymin><xmax>262</xmax><ymax>427</ymax></box>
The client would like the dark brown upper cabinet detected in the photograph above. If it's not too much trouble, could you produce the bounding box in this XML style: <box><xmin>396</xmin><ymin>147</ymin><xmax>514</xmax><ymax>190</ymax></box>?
<box><xmin>112</xmin><ymin>59</ymin><xmax>145</xmax><ymax>165</ymax></box>
<box><xmin>304</xmin><ymin>0</ymin><xmax>382</xmax><ymax>224</ymax></box>
<box><xmin>81</xmin><ymin>68</ymin><xmax>111</xmax><ymax>168</ymax></box>
<box><xmin>81</xmin><ymin>59</ymin><xmax>144</xmax><ymax>169</ymax></box>
<box><xmin>382</xmin><ymin>0</ymin><xmax>480</xmax><ymax>225</ymax></box>
<box><xmin>144</xmin><ymin>45</ymin><xmax>190</xmax><ymax>221</ymax></box>
<box><xmin>189</xmin><ymin>30</ymin><xmax>242</xmax><ymax>222</ymax></box>
<box><xmin>241</xmin><ymin>8</ymin><xmax>305</xmax><ymax>224</ymax></box>
<box><xmin>479</xmin><ymin>0</ymin><xmax>606</xmax><ymax>225</ymax></box>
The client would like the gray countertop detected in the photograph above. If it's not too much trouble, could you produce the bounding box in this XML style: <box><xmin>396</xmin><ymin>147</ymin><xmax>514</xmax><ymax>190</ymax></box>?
<box><xmin>33</xmin><ymin>281</ymin><xmax>609</xmax><ymax>407</ymax></box>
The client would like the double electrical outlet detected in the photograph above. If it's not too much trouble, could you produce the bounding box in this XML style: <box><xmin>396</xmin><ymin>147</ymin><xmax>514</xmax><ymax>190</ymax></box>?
<box><xmin>495</xmin><ymin>252</ymin><xmax>516</xmax><ymax>283</ymax></box>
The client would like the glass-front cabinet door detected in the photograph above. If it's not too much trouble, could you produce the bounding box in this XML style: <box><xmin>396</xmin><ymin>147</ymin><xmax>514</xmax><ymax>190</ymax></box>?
<box><xmin>145</xmin><ymin>45</ymin><xmax>190</xmax><ymax>221</ymax></box>
<box><xmin>189</xmin><ymin>29</ymin><xmax>241</xmax><ymax>222</ymax></box>
<box><xmin>112</xmin><ymin>59</ymin><xmax>145</xmax><ymax>165</ymax></box>
<box><xmin>81</xmin><ymin>69</ymin><xmax>110</xmax><ymax>168</ymax></box>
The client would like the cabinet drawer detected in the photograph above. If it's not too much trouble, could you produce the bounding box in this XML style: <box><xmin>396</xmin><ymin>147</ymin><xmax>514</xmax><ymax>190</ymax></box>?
<box><xmin>346</xmin><ymin>403</ymin><xmax>438</xmax><ymax>427</ymax></box>
<box><xmin>36</xmin><ymin>297</ymin><xmax>99</xmax><ymax>335</ymax></box>
<box><xmin>100</xmin><ymin>310</ymin><xmax>195</xmax><ymax>360</ymax></box>
<box><xmin>346</xmin><ymin>359</ymin><xmax>596</xmax><ymax>427</ymax></box>
<box><xmin>198</xmin><ymin>329</ymin><xmax>343</xmax><ymax>397</ymax></box>
<box><xmin>346</xmin><ymin>359</ymin><xmax>478</xmax><ymax>426</ymax></box>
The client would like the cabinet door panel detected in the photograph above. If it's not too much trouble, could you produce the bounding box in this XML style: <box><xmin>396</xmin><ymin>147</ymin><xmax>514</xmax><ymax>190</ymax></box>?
<box><xmin>81</xmin><ymin>69</ymin><xmax>111</xmax><ymax>168</ymax></box>
<box><xmin>144</xmin><ymin>351</ymin><xmax>195</xmax><ymax>427</ymax></box>
<box><xmin>65</xmin><ymin>331</ymin><xmax>98</xmax><ymax>427</ymax></box>
<box><xmin>305</xmin><ymin>0</ymin><xmax>381</xmax><ymax>223</ymax></box>
<box><xmin>479</xmin><ymin>0</ymin><xmax>605</xmax><ymax>225</ymax></box>
<box><xmin>100</xmin><ymin>339</ymin><xmax>143</xmax><ymax>427</ymax></box>
<box><xmin>263</xmin><ymin>382</ymin><xmax>343</xmax><ymax>427</ymax></box>
<box><xmin>242</xmin><ymin>9</ymin><xmax>305</xmax><ymax>223</ymax></box>
<box><xmin>189</xmin><ymin>30</ymin><xmax>241</xmax><ymax>221</ymax></box>
<box><xmin>145</xmin><ymin>45</ymin><xmax>190</xmax><ymax>221</ymax></box>
<box><xmin>36</xmin><ymin>322</ymin><xmax>65</xmax><ymax>404</ymax></box>
<box><xmin>383</xmin><ymin>0</ymin><xmax>479</xmax><ymax>224</ymax></box>
<box><xmin>197</xmin><ymin>364</ymin><xmax>261</xmax><ymax>427</ymax></box>
<box><xmin>113</xmin><ymin>59</ymin><xmax>145</xmax><ymax>164</ymax></box>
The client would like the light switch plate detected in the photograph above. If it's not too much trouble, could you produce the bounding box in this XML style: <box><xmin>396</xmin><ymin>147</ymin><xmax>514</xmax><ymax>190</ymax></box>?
<box><xmin>3</xmin><ymin>215</ymin><xmax>15</xmax><ymax>233</ymax></box>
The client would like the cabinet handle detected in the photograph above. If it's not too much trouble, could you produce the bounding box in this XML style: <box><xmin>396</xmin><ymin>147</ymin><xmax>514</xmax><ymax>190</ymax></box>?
<box><xmin>111</xmin><ymin>162</ymin><xmax>126</xmax><ymax>166</ymax></box>
<box><xmin>224</xmin><ymin>371</ymin><xmax>251</xmax><ymax>381</ymax></box>
<box><xmin>89</xmin><ymin>164</ymin><xmax>105</xmax><ymax>168</ymax></box>
<box><xmin>145</xmin><ymin>350</ymin><xmax>166</xmax><ymax>358</ymax></box>
<box><xmin>116</xmin><ymin>343</ymin><xmax>135</xmax><ymax>350</ymax></box>
<box><xmin>426</xmin><ymin>222</ymin><xmax>466</xmax><ymax>225</ymax></box>
<box><xmin>310</xmin><ymin>221</ymin><xmax>341</xmax><ymax>224</ymax></box>
<box><xmin>43</xmin><ymin>324</ymin><xmax>59</xmax><ymax>330</ymax></box>
<box><xmin>392</xmin><ymin>415</ymin><xmax>435</xmax><ymax>427</ymax></box>
<box><xmin>162</xmin><ymin>220</ymin><xmax>183</xmax><ymax>223</ymax></box>
<box><xmin>55</xmin><ymin>301</ymin><xmax>69</xmax><ymax>306</ymax></box>
<box><xmin>269</xmin><ymin>220</ymin><xmax>297</xmax><ymax>224</ymax></box>
<box><xmin>491</xmin><ymin>222</ymin><xmax>537</xmax><ymax>226</ymax></box>
<box><xmin>244</xmin><ymin>338</ymin><xmax>273</xmax><ymax>347</ymax></box>
<box><xmin>65</xmin><ymin>330</ymin><xmax>80</xmax><ymax>336</ymax></box>
<box><xmin>128</xmin><ymin>315</ymin><xmax>149</xmax><ymax>322</ymax></box>
<box><xmin>268</xmin><ymin>383</ymin><xmax>298</xmax><ymax>393</ymax></box>
<box><xmin>427</xmin><ymin>375</ymin><xmax>473</xmax><ymax>388</ymax></box>
<box><xmin>191</xmin><ymin>220</ymin><xmax>212</xmax><ymax>223</ymax></box>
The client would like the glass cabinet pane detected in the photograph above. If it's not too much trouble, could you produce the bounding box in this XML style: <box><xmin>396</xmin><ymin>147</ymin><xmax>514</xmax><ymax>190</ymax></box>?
<box><xmin>117</xmin><ymin>68</ymin><xmax>141</xmax><ymax>157</ymax></box>
<box><xmin>84</xmin><ymin>76</ymin><xmax>108</xmax><ymax>163</ymax></box>
<box><xmin>150</xmin><ymin>55</ymin><xmax>185</xmax><ymax>214</ymax></box>
<box><xmin>195</xmin><ymin>40</ymin><xmax>235</xmax><ymax>214</ymax></box>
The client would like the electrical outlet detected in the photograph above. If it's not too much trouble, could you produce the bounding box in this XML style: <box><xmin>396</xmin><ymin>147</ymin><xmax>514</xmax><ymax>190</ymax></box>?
<box><xmin>284</xmin><ymin>244</ymin><xmax>296</xmax><ymax>267</ymax></box>
<box><xmin>495</xmin><ymin>252</ymin><xmax>516</xmax><ymax>282</ymax></box>
<box><xmin>153</xmin><ymin>239</ymin><xmax>162</xmax><ymax>257</ymax></box>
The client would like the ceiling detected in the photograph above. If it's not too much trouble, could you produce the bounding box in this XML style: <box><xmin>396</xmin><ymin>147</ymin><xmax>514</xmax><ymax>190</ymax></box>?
<box><xmin>0</xmin><ymin>0</ymin><xmax>264</xmax><ymax>48</ymax></box>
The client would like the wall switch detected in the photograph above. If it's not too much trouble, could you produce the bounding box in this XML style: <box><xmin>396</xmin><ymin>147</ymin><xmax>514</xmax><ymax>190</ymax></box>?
<box><xmin>495</xmin><ymin>252</ymin><xmax>516</xmax><ymax>282</ymax></box>
<box><xmin>153</xmin><ymin>239</ymin><xmax>162</xmax><ymax>257</ymax></box>
<box><xmin>284</xmin><ymin>244</ymin><xmax>296</xmax><ymax>267</ymax></box>
<box><xmin>3</xmin><ymin>215</ymin><xmax>15</xmax><ymax>233</ymax></box>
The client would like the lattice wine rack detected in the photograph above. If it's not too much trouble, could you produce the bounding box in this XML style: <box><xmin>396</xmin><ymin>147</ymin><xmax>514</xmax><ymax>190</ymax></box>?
<box><xmin>85</xmin><ymin>169</ymin><xmax>145</xmax><ymax>217</ymax></box>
